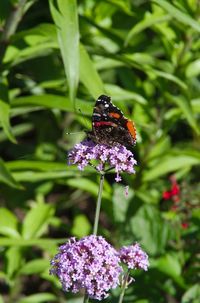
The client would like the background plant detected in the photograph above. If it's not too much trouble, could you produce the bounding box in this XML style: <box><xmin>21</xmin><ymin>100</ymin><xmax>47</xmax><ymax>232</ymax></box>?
<box><xmin>0</xmin><ymin>0</ymin><xmax>200</xmax><ymax>303</ymax></box>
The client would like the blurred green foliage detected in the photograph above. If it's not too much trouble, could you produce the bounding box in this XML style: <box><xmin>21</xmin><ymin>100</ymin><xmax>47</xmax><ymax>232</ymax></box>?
<box><xmin>0</xmin><ymin>0</ymin><xmax>200</xmax><ymax>302</ymax></box>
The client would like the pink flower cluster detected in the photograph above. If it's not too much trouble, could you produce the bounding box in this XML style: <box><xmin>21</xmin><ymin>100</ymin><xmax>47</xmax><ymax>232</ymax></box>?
<box><xmin>68</xmin><ymin>140</ymin><xmax>137</xmax><ymax>182</ymax></box>
<box><xmin>50</xmin><ymin>236</ymin><xmax>149</xmax><ymax>300</ymax></box>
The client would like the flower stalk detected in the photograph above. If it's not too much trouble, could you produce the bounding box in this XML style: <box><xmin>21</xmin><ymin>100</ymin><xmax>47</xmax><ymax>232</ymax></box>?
<box><xmin>93</xmin><ymin>172</ymin><xmax>105</xmax><ymax>235</ymax></box>
<box><xmin>118</xmin><ymin>270</ymin><xmax>130</xmax><ymax>303</ymax></box>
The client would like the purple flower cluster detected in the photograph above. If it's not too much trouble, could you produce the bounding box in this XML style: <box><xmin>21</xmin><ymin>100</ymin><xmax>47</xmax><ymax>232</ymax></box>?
<box><xmin>50</xmin><ymin>236</ymin><xmax>149</xmax><ymax>300</ymax></box>
<box><xmin>50</xmin><ymin>235</ymin><xmax>122</xmax><ymax>300</ymax></box>
<box><xmin>119</xmin><ymin>243</ymin><xmax>149</xmax><ymax>271</ymax></box>
<box><xmin>68</xmin><ymin>140</ymin><xmax>137</xmax><ymax>182</ymax></box>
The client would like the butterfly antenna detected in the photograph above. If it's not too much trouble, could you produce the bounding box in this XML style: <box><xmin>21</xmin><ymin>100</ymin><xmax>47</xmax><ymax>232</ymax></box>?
<box><xmin>66</xmin><ymin>131</ymin><xmax>85</xmax><ymax>135</ymax></box>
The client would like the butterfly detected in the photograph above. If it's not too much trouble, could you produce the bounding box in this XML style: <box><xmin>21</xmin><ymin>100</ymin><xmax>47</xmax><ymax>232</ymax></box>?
<box><xmin>87</xmin><ymin>95</ymin><xmax>136</xmax><ymax>148</ymax></box>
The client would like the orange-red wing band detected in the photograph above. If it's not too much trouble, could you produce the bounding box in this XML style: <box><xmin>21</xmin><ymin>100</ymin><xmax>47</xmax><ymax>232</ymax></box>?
<box><xmin>126</xmin><ymin>120</ymin><xmax>137</xmax><ymax>140</ymax></box>
<box><xmin>108</xmin><ymin>112</ymin><xmax>121</xmax><ymax>119</ymax></box>
<box><xmin>94</xmin><ymin>121</ymin><xmax>117</xmax><ymax>127</ymax></box>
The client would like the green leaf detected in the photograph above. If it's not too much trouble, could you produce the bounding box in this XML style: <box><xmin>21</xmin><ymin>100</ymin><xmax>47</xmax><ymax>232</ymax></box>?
<box><xmin>11</xmin><ymin>94</ymin><xmax>92</xmax><ymax>115</ymax></box>
<box><xmin>12</xmin><ymin>170</ymin><xmax>80</xmax><ymax>182</ymax></box>
<box><xmin>80</xmin><ymin>44</ymin><xmax>105</xmax><ymax>98</ymax></box>
<box><xmin>0</xmin><ymin>123</ymin><xmax>33</xmax><ymax>143</ymax></box>
<box><xmin>71</xmin><ymin>214</ymin><xmax>91</xmax><ymax>237</ymax></box>
<box><xmin>112</xmin><ymin>184</ymin><xmax>134</xmax><ymax>223</ymax></box>
<box><xmin>7</xmin><ymin>160</ymin><xmax>69</xmax><ymax>171</ymax></box>
<box><xmin>182</xmin><ymin>284</ymin><xmax>200</xmax><ymax>303</ymax></box>
<box><xmin>143</xmin><ymin>150</ymin><xmax>200</xmax><ymax>181</ymax></box>
<box><xmin>186</xmin><ymin>59</ymin><xmax>200</xmax><ymax>78</ymax></box>
<box><xmin>151</xmin><ymin>69</ymin><xmax>187</xmax><ymax>90</ymax></box>
<box><xmin>17</xmin><ymin>293</ymin><xmax>56</xmax><ymax>303</ymax></box>
<box><xmin>130</xmin><ymin>204</ymin><xmax>169</xmax><ymax>255</ymax></box>
<box><xmin>154</xmin><ymin>253</ymin><xmax>186</xmax><ymax>287</ymax></box>
<box><xmin>19</xmin><ymin>259</ymin><xmax>49</xmax><ymax>275</ymax></box>
<box><xmin>0</xmin><ymin>237</ymin><xmax>65</xmax><ymax>248</ymax></box>
<box><xmin>125</xmin><ymin>13</ymin><xmax>171</xmax><ymax>45</ymax></box>
<box><xmin>22</xmin><ymin>203</ymin><xmax>54</xmax><ymax>239</ymax></box>
<box><xmin>49</xmin><ymin>0</ymin><xmax>79</xmax><ymax>102</ymax></box>
<box><xmin>6</xmin><ymin>247</ymin><xmax>23</xmax><ymax>278</ymax></box>
<box><xmin>0</xmin><ymin>208</ymin><xmax>20</xmax><ymax>238</ymax></box>
<box><xmin>166</xmin><ymin>93</ymin><xmax>200</xmax><ymax>134</ymax></box>
<box><xmin>152</xmin><ymin>0</ymin><xmax>200</xmax><ymax>32</ymax></box>
<box><xmin>0</xmin><ymin>158</ymin><xmax>21</xmax><ymax>189</ymax></box>
<box><xmin>105</xmin><ymin>84</ymin><xmax>147</xmax><ymax>105</ymax></box>
<box><xmin>0</xmin><ymin>78</ymin><xmax>16</xmax><ymax>143</ymax></box>
<box><xmin>66</xmin><ymin>177</ymin><xmax>111</xmax><ymax>200</ymax></box>
<box><xmin>106</xmin><ymin>0</ymin><xmax>133</xmax><ymax>15</ymax></box>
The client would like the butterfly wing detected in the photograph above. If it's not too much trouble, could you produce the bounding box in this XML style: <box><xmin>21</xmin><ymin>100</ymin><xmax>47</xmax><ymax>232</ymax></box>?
<box><xmin>88</xmin><ymin>95</ymin><xmax>136</xmax><ymax>147</ymax></box>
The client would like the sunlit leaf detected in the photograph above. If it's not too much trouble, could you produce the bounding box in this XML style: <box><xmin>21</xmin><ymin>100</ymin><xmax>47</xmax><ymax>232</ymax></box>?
<box><xmin>80</xmin><ymin>44</ymin><xmax>105</xmax><ymax>98</ymax></box>
<box><xmin>0</xmin><ymin>208</ymin><xmax>20</xmax><ymax>238</ymax></box>
<box><xmin>152</xmin><ymin>0</ymin><xmax>200</xmax><ymax>32</ymax></box>
<box><xmin>0</xmin><ymin>78</ymin><xmax>16</xmax><ymax>143</ymax></box>
<box><xmin>0</xmin><ymin>158</ymin><xmax>21</xmax><ymax>189</ymax></box>
<box><xmin>49</xmin><ymin>0</ymin><xmax>79</xmax><ymax>102</ymax></box>
<box><xmin>22</xmin><ymin>203</ymin><xmax>54</xmax><ymax>239</ymax></box>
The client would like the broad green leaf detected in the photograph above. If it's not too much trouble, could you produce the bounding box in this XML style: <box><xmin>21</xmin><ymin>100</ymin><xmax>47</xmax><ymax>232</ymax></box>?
<box><xmin>156</xmin><ymin>253</ymin><xmax>181</xmax><ymax>277</ymax></box>
<box><xmin>66</xmin><ymin>177</ymin><xmax>111</xmax><ymax>200</ymax></box>
<box><xmin>125</xmin><ymin>13</ymin><xmax>171</xmax><ymax>45</ymax></box>
<box><xmin>22</xmin><ymin>203</ymin><xmax>54</xmax><ymax>239</ymax></box>
<box><xmin>0</xmin><ymin>123</ymin><xmax>33</xmax><ymax>143</ymax></box>
<box><xmin>105</xmin><ymin>84</ymin><xmax>147</xmax><ymax>105</ymax></box>
<box><xmin>186</xmin><ymin>59</ymin><xmax>200</xmax><ymax>78</ymax></box>
<box><xmin>71</xmin><ymin>214</ymin><xmax>91</xmax><ymax>237</ymax></box>
<box><xmin>166</xmin><ymin>93</ymin><xmax>200</xmax><ymax>134</ymax></box>
<box><xmin>0</xmin><ymin>158</ymin><xmax>21</xmax><ymax>189</ymax></box>
<box><xmin>49</xmin><ymin>0</ymin><xmax>79</xmax><ymax>102</ymax></box>
<box><xmin>17</xmin><ymin>293</ymin><xmax>56</xmax><ymax>303</ymax></box>
<box><xmin>143</xmin><ymin>150</ymin><xmax>200</xmax><ymax>181</ymax></box>
<box><xmin>106</xmin><ymin>0</ymin><xmax>133</xmax><ymax>15</ymax></box>
<box><xmin>130</xmin><ymin>204</ymin><xmax>170</xmax><ymax>255</ymax></box>
<box><xmin>0</xmin><ymin>208</ymin><xmax>20</xmax><ymax>238</ymax></box>
<box><xmin>0</xmin><ymin>237</ymin><xmax>65</xmax><ymax>247</ymax></box>
<box><xmin>4</xmin><ymin>23</ymin><xmax>58</xmax><ymax>65</ymax></box>
<box><xmin>146</xmin><ymin>136</ymin><xmax>171</xmax><ymax>160</ymax></box>
<box><xmin>12</xmin><ymin>170</ymin><xmax>82</xmax><ymax>182</ymax></box>
<box><xmin>155</xmin><ymin>253</ymin><xmax>186</xmax><ymax>287</ymax></box>
<box><xmin>182</xmin><ymin>284</ymin><xmax>200</xmax><ymax>303</ymax></box>
<box><xmin>6</xmin><ymin>247</ymin><xmax>23</xmax><ymax>278</ymax></box>
<box><xmin>152</xmin><ymin>0</ymin><xmax>200</xmax><ymax>32</ymax></box>
<box><xmin>80</xmin><ymin>44</ymin><xmax>105</xmax><ymax>98</ymax></box>
<box><xmin>11</xmin><ymin>94</ymin><xmax>92</xmax><ymax>115</ymax></box>
<box><xmin>151</xmin><ymin>69</ymin><xmax>187</xmax><ymax>90</ymax></box>
<box><xmin>0</xmin><ymin>78</ymin><xmax>16</xmax><ymax>143</ymax></box>
<box><xmin>7</xmin><ymin>160</ymin><xmax>68</xmax><ymax>171</ymax></box>
<box><xmin>191</xmin><ymin>99</ymin><xmax>200</xmax><ymax>113</ymax></box>
<box><xmin>19</xmin><ymin>259</ymin><xmax>49</xmax><ymax>275</ymax></box>
<box><xmin>112</xmin><ymin>184</ymin><xmax>134</xmax><ymax>223</ymax></box>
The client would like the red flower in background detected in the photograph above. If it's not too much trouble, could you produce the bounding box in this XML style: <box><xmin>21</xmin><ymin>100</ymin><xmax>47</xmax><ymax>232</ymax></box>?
<box><xmin>162</xmin><ymin>175</ymin><xmax>189</xmax><ymax>230</ymax></box>
<box><xmin>162</xmin><ymin>175</ymin><xmax>180</xmax><ymax>201</ymax></box>
<box><xmin>181</xmin><ymin>222</ymin><xmax>189</xmax><ymax>229</ymax></box>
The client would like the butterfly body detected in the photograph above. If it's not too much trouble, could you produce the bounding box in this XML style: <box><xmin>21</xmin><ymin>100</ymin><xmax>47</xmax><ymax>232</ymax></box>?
<box><xmin>87</xmin><ymin>95</ymin><xmax>136</xmax><ymax>148</ymax></box>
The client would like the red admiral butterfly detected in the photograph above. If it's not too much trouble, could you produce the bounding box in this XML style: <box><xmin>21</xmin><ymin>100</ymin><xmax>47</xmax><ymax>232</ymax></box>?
<box><xmin>87</xmin><ymin>95</ymin><xmax>136</xmax><ymax>148</ymax></box>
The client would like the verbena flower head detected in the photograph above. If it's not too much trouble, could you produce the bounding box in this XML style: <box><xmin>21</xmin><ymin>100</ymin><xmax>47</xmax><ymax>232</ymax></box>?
<box><xmin>50</xmin><ymin>235</ymin><xmax>122</xmax><ymax>300</ymax></box>
<box><xmin>68</xmin><ymin>139</ymin><xmax>137</xmax><ymax>182</ymax></box>
<box><xmin>119</xmin><ymin>243</ymin><xmax>149</xmax><ymax>271</ymax></box>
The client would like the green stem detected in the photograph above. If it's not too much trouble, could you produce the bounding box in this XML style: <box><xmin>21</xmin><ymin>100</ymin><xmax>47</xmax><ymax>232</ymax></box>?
<box><xmin>0</xmin><ymin>0</ymin><xmax>27</xmax><ymax>66</ymax></box>
<box><xmin>93</xmin><ymin>172</ymin><xmax>105</xmax><ymax>235</ymax></box>
<box><xmin>83</xmin><ymin>292</ymin><xmax>89</xmax><ymax>303</ymax></box>
<box><xmin>118</xmin><ymin>270</ymin><xmax>130</xmax><ymax>303</ymax></box>
<box><xmin>83</xmin><ymin>172</ymin><xmax>105</xmax><ymax>303</ymax></box>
